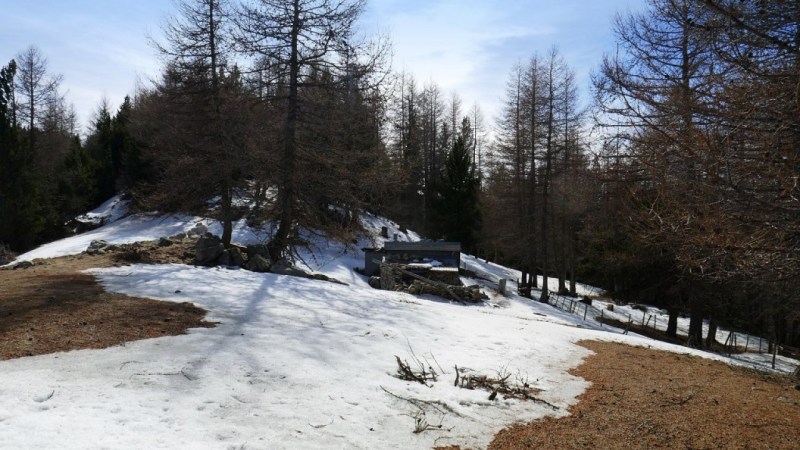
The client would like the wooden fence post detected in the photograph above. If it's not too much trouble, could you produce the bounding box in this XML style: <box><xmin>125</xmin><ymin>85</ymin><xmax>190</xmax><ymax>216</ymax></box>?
<box><xmin>723</xmin><ymin>332</ymin><xmax>731</xmax><ymax>355</ymax></box>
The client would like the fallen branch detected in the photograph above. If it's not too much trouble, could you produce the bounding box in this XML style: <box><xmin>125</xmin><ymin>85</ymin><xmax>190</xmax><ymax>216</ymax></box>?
<box><xmin>394</xmin><ymin>355</ymin><xmax>437</xmax><ymax>385</ymax></box>
<box><xmin>453</xmin><ymin>366</ymin><xmax>559</xmax><ymax>409</ymax></box>
<box><xmin>380</xmin><ymin>386</ymin><xmax>455</xmax><ymax>434</ymax></box>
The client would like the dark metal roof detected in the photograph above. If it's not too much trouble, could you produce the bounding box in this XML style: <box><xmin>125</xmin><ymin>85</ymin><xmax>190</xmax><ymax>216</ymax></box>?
<box><xmin>383</xmin><ymin>241</ymin><xmax>461</xmax><ymax>252</ymax></box>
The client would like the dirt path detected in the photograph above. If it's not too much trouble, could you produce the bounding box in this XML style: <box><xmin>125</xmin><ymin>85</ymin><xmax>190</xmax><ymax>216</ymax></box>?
<box><xmin>490</xmin><ymin>340</ymin><xmax>800</xmax><ymax>449</ymax></box>
<box><xmin>0</xmin><ymin>241</ymin><xmax>214</xmax><ymax>360</ymax></box>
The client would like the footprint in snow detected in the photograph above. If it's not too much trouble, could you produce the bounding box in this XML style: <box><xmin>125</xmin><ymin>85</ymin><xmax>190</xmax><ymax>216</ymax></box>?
<box><xmin>33</xmin><ymin>390</ymin><xmax>54</xmax><ymax>403</ymax></box>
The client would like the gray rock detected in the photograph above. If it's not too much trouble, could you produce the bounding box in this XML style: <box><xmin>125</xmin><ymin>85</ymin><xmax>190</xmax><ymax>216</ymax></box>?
<box><xmin>229</xmin><ymin>247</ymin><xmax>245</xmax><ymax>267</ymax></box>
<box><xmin>170</xmin><ymin>232</ymin><xmax>187</xmax><ymax>241</ymax></box>
<box><xmin>158</xmin><ymin>237</ymin><xmax>173</xmax><ymax>247</ymax></box>
<box><xmin>217</xmin><ymin>249</ymin><xmax>232</xmax><ymax>266</ymax></box>
<box><xmin>270</xmin><ymin>259</ymin><xmax>309</xmax><ymax>277</ymax></box>
<box><xmin>368</xmin><ymin>276</ymin><xmax>381</xmax><ymax>289</ymax></box>
<box><xmin>13</xmin><ymin>260</ymin><xmax>34</xmax><ymax>270</ymax></box>
<box><xmin>87</xmin><ymin>239</ymin><xmax>108</xmax><ymax>252</ymax></box>
<box><xmin>246</xmin><ymin>254</ymin><xmax>272</xmax><ymax>272</ymax></box>
<box><xmin>246</xmin><ymin>244</ymin><xmax>270</xmax><ymax>260</ymax></box>
<box><xmin>87</xmin><ymin>239</ymin><xmax>118</xmax><ymax>255</ymax></box>
<box><xmin>187</xmin><ymin>223</ymin><xmax>208</xmax><ymax>238</ymax></box>
<box><xmin>195</xmin><ymin>235</ymin><xmax>224</xmax><ymax>266</ymax></box>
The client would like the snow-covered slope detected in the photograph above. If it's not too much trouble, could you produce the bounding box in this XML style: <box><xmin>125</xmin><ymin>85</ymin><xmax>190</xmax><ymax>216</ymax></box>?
<box><xmin>0</xmin><ymin>202</ymin><xmax>796</xmax><ymax>449</ymax></box>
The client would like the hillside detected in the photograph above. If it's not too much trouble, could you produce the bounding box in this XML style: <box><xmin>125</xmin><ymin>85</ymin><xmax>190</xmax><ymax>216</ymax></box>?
<box><xmin>1</xmin><ymin>200</ymin><xmax>798</xmax><ymax>449</ymax></box>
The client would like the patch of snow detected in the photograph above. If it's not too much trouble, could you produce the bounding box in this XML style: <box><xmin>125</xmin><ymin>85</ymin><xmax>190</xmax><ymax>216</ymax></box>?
<box><xmin>461</xmin><ymin>254</ymin><xmax>600</xmax><ymax>298</ymax></box>
<box><xmin>74</xmin><ymin>195</ymin><xmax>131</xmax><ymax>226</ymax></box>
<box><xmin>8</xmin><ymin>215</ymin><xmax>268</xmax><ymax>265</ymax></box>
<box><xmin>591</xmin><ymin>299</ymin><xmax>772</xmax><ymax>353</ymax></box>
<box><xmin>0</xmin><ymin>263</ymin><xmax>594</xmax><ymax>449</ymax></box>
<box><xmin>1</xmin><ymin>208</ymin><xmax>797</xmax><ymax>448</ymax></box>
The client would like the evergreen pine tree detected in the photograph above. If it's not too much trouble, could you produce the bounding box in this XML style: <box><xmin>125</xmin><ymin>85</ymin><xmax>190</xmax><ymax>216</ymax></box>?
<box><xmin>0</xmin><ymin>60</ymin><xmax>19</xmax><ymax>246</ymax></box>
<box><xmin>433</xmin><ymin>136</ymin><xmax>481</xmax><ymax>251</ymax></box>
<box><xmin>111</xmin><ymin>95</ymin><xmax>146</xmax><ymax>189</ymax></box>
<box><xmin>0</xmin><ymin>59</ymin><xmax>48</xmax><ymax>251</ymax></box>
<box><xmin>58</xmin><ymin>136</ymin><xmax>98</xmax><ymax>219</ymax></box>
<box><xmin>85</xmin><ymin>101</ymin><xmax>115</xmax><ymax>203</ymax></box>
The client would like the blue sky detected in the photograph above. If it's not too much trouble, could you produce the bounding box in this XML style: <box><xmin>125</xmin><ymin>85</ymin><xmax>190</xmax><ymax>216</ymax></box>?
<box><xmin>2</xmin><ymin>0</ymin><xmax>643</xmax><ymax>133</ymax></box>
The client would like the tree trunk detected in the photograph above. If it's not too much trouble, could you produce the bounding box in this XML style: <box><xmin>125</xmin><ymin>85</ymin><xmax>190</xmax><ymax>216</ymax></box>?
<box><xmin>221</xmin><ymin>182</ymin><xmax>233</xmax><ymax>246</ymax></box>
<box><xmin>666</xmin><ymin>305</ymin><xmax>679</xmax><ymax>338</ymax></box>
<box><xmin>687</xmin><ymin>295</ymin><xmax>704</xmax><ymax>347</ymax></box>
<box><xmin>705</xmin><ymin>318</ymin><xmax>718</xmax><ymax>349</ymax></box>
<box><xmin>527</xmin><ymin>63</ymin><xmax>538</xmax><ymax>290</ymax></box>
<box><xmin>520</xmin><ymin>266</ymin><xmax>529</xmax><ymax>298</ymax></box>
<box><xmin>568</xmin><ymin>228</ymin><xmax>577</xmax><ymax>296</ymax></box>
<box><xmin>271</xmin><ymin>0</ymin><xmax>301</xmax><ymax>262</ymax></box>
<box><xmin>558</xmin><ymin>268</ymin><xmax>566</xmax><ymax>294</ymax></box>
<box><xmin>538</xmin><ymin>62</ymin><xmax>555</xmax><ymax>304</ymax></box>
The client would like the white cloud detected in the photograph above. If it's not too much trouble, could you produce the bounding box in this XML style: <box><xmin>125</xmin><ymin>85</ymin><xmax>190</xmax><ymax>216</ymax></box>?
<box><xmin>364</xmin><ymin>0</ymin><xmax>643</xmax><ymax>124</ymax></box>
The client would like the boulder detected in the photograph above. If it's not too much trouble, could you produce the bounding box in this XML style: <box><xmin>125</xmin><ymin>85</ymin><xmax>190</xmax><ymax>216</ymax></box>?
<box><xmin>246</xmin><ymin>254</ymin><xmax>272</xmax><ymax>273</ymax></box>
<box><xmin>270</xmin><ymin>259</ymin><xmax>309</xmax><ymax>278</ymax></box>
<box><xmin>195</xmin><ymin>235</ymin><xmax>224</xmax><ymax>266</ymax></box>
<box><xmin>169</xmin><ymin>232</ymin><xmax>187</xmax><ymax>241</ymax></box>
<box><xmin>13</xmin><ymin>260</ymin><xmax>33</xmax><ymax>270</ymax></box>
<box><xmin>246</xmin><ymin>244</ymin><xmax>270</xmax><ymax>260</ymax></box>
<box><xmin>368</xmin><ymin>276</ymin><xmax>381</xmax><ymax>289</ymax></box>
<box><xmin>87</xmin><ymin>240</ymin><xmax>118</xmax><ymax>255</ymax></box>
<box><xmin>229</xmin><ymin>247</ymin><xmax>246</xmax><ymax>267</ymax></box>
<box><xmin>216</xmin><ymin>247</ymin><xmax>246</xmax><ymax>267</ymax></box>
<box><xmin>187</xmin><ymin>223</ymin><xmax>208</xmax><ymax>238</ymax></box>
<box><xmin>217</xmin><ymin>249</ymin><xmax>232</xmax><ymax>266</ymax></box>
<box><xmin>158</xmin><ymin>237</ymin><xmax>173</xmax><ymax>247</ymax></box>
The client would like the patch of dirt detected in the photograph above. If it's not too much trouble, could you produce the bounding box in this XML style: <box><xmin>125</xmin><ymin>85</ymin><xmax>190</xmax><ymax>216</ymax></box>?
<box><xmin>0</xmin><ymin>240</ymin><xmax>215</xmax><ymax>360</ymax></box>
<box><xmin>489</xmin><ymin>340</ymin><xmax>800</xmax><ymax>450</ymax></box>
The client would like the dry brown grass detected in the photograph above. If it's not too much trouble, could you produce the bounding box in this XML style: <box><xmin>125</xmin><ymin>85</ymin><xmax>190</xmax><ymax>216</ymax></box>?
<box><xmin>489</xmin><ymin>340</ymin><xmax>800</xmax><ymax>450</ymax></box>
<box><xmin>0</xmin><ymin>240</ymin><xmax>214</xmax><ymax>360</ymax></box>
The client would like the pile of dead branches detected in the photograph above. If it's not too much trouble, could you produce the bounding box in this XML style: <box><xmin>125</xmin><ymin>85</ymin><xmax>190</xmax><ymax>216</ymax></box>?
<box><xmin>454</xmin><ymin>365</ymin><xmax>557</xmax><ymax>408</ymax></box>
<box><xmin>394</xmin><ymin>355</ymin><xmax>438</xmax><ymax>385</ymax></box>
<box><xmin>375</xmin><ymin>263</ymin><xmax>485</xmax><ymax>303</ymax></box>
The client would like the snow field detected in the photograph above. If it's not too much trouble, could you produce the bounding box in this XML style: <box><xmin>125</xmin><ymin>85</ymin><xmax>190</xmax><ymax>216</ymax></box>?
<box><xmin>1</xmin><ymin>263</ymin><xmax>595</xmax><ymax>449</ymax></box>
<box><xmin>2</xmin><ymin>199</ymin><xmax>797</xmax><ymax>448</ymax></box>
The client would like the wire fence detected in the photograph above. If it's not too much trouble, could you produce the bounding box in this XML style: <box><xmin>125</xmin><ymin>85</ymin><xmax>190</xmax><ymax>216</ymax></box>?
<box><xmin>546</xmin><ymin>292</ymin><xmax>605</xmax><ymax>324</ymax></box>
<box><xmin>544</xmin><ymin>292</ymin><xmax>772</xmax><ymax>354</ymax></box>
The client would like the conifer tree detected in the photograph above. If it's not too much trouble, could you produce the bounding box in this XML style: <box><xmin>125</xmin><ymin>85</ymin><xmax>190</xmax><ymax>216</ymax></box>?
<box><xmin>0</xmin><ymin>60</ymin><xmax>20</xmax><ymax>247</ymax></box>
<box><xmin>237</xmin><ymin>0</ymin><xmax>386</xmax><ymax>260</ymax></box>
<box><xmin>85</xmin><ymin>100</ymin><xmax>115</xmax><ymax>203</ymax></box>
<box><xmin>0</xmin><ymin>59</ymin><xmax>47</xmax><ymax>250</ymax></box>
<box><xmin>140</xmin><ymin>0</ymin><xmax>246</xmax><ymax>246</ymax></box>
<box><xmin>433</xmin><ymin>136</ymin><xmax>481</xmax><ymax>251</ymax></box>
<box><xmin>58</xmin><ymin>136</ymin><xmax>98</xmax><ymax>219</ymax></box>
